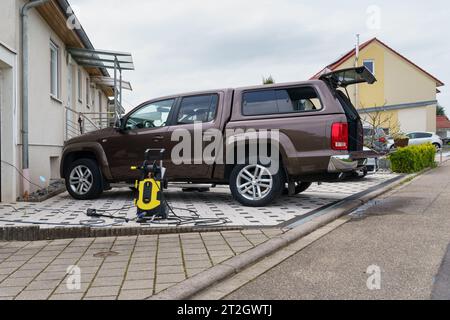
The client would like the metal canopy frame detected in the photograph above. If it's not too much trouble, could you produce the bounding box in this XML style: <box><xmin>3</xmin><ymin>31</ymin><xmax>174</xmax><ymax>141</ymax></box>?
<box><xmin>68</xmin><ymin>47</ymin><xmax>134</xmax><ymax>118</ymax></box>
<box><xmin>91</xmin><ymin>76</ymin><xmax>133</xmax><ymax>92</ymax></box>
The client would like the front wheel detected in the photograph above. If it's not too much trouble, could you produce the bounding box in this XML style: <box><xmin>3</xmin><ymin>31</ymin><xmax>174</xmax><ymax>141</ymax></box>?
<box><xmin>65</xmin><ymin>158</ymin><xmax>104</xmax><ymax>200</ymax></box>
<box><xmin>229</xmin><ymin>164</ymin><xmax>285</xmax><ymax>207</ymax></box>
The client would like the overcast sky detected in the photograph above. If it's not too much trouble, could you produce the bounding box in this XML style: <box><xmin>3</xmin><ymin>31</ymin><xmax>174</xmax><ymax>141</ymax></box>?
<box><xmin>70</xmin><ymin>0</ymin><xmax>450</xmax><ymax>114</ymax></box>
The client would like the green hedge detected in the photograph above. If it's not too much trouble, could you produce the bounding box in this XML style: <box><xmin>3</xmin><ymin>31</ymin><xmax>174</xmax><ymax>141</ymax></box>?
<box><xmin>389</xmin><ymin>143</ymin><xmax>436</xmax><ymax>173</ymax></box>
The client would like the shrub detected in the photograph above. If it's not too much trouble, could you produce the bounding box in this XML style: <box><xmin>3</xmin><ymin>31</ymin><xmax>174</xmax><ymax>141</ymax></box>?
<box><xmin>389</xmin><ymin>143</ymin><xmax>436</xmax><ymax>173</ymax></box>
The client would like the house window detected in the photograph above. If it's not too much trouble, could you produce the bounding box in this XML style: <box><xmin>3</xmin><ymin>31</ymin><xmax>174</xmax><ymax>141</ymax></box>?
<box><xmin>77</xmin><ymin>68</ymin><xmax>82</xmax><ymax>102</ymax></box>
<box><xmin>86</xmin><ymin>78</ymin><xmax>90</xmax><ymax>108</ymax></box>
<box><xmin>50</xmin><ymin>42</ymin><xmax>60</xmax><ymax>98</ymax></box>
<box><xmin>363</xmin><ymin>59</ymin><xmax>375</xmax><ymax>75</ymax></box>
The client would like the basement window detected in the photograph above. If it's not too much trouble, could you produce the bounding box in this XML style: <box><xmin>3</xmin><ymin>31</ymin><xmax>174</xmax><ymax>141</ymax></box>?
<box><xmin>50</xmin><ymin>41</ymin><xmax>60</xmax><ymax>98</ymax></box>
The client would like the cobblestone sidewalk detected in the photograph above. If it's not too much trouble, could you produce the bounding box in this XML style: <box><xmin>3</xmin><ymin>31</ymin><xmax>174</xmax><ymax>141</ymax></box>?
<box><xmin>0</xmin><ymin>229</ymin><xmax>284</xmax><ymax>300</ymax></box>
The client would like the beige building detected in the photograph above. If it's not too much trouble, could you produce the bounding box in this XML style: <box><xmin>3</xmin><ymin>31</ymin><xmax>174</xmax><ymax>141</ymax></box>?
<box><xmin>313</xmin><ymin>38</ymin><xmax>444</xmax><ymax>135</ymax></box>
<box><xmin>0</xmin><ymin>0</ymin><xmax>118</xmax><ymax>202</ymax></box>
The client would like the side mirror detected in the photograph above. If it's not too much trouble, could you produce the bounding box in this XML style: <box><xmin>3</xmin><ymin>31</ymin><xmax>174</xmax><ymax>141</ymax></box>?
<box><xmin>115</xmin><ymin>117</ymin><xmax>127</xmax><ymax>132</ymax></box>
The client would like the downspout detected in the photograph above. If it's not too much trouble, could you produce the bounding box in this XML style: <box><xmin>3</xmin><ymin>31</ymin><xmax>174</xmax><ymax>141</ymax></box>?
<box><xmin>20</xmin><ymin>0</ymin><xmax>49</xmax><ymax>193</ymax></box>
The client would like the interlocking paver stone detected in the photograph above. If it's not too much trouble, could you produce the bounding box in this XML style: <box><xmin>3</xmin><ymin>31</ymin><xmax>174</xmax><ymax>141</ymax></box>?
<box><xmin>85</xmin><ymin>286</ymin><xmax>120</xmax><ymax>298</ymax></box>
<box><xmin>156</xmin><ymin>273</ymin><xmax>186</xmax><ymax>284</ymax></box>
<box><xmin>157</xmin><ymin>258</ymin><xmax>183</xmax><ymax>266</ymax></box>
<box><xmin>184</xmin><ymin>260</ymin><xmax>212</xmax><ymax>269</ymax></box>
<box><xmin>49</xmin><ymin>293</ymin><xmax>84</xmax><ymax>300</ymax></box>
<box><xmin>157</xmin><ymin>265</ymin><xmax>185</xmax><ymax>275</ymax></box>
<box><xmin>0</xmin><ymin>286</ymin><xmax>25</xmax><ymax>297</ymax></box>
<box><xmin>91</xmin><ymin>277</ymin><xmax>124</xmax><ymax>287</ymax></box>
<box><xmin>26</xmin><ymin>280</ymin><xmax>61</xmax><ymax>291</ymax></box>
<box><xmin>118</xmin><ymin>289</ymin><xmax>153</xmax><ymax>300</ymax></box>
<box><xmin>121</xmin><ymin>279</ymin><xmax>153</xmax><ymax>290</ymax></box>
<box><xmin>124</xmin><ymin>271</ymin><xmax>154</xmax><ymax>281</ymax></box>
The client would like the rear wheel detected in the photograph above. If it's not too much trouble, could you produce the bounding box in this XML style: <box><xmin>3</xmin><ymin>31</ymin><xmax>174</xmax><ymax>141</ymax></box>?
<box><xmin>229</xmin><ymin>163</ymin><xmax>284</xmax><ymax>207</ymax></box>
<box><xmin>65</xmin><ymin>158</ymin><xmax>103</xmax><ymax>200</ymax></box>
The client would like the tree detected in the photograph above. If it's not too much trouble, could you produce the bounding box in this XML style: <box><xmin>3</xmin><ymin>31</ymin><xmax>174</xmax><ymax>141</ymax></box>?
<box><xmin>359</xmin><ymin>102</ymin><xmax>405</xmax><ymax>148</ymax></box>
<box><xmin>262</xmin><ymin>75</ymin><xmax>275</xmax><ymax>85</ymax></box>
<box><xmin>437</xmin><ymin>104</ymin><xmax>446</xmax><ymax>116</ymax></box>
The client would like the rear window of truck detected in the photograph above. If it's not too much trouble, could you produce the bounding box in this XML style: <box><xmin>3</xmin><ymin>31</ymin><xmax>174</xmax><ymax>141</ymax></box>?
<box><xmin>242</xmin><ymin>86</ymin><xmax>322</xmax><ymax>116</ymax></box>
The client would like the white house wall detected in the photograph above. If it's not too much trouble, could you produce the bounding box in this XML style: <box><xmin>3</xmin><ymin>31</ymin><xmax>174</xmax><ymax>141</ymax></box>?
<box><xmin>0</xmin><ymin>42</ymin><xmax>18</xmax><ymax>202</ymax></box>
<box><xmin>0</xmin><ymin>0</ymin><xmax>110</xmax><ymax>201</ymax></box>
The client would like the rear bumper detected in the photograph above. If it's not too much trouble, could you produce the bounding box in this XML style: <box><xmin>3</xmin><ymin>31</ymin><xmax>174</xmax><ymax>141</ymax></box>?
<box><xmin>328</xmin><ymin>150</ymin><xmax>382</xmax><ymax>173</ymax></box>
<box><xmin>327</xmin><ymin>155</ymin><xmax>359</xmax><ymax>173</ymax></box>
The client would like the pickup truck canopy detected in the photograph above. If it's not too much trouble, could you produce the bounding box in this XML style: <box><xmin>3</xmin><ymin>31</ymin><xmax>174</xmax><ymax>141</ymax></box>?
<box><xmin>319</xmin><ymin>66</ymin><xmax>377</xmax><ymax>88</ymax></box>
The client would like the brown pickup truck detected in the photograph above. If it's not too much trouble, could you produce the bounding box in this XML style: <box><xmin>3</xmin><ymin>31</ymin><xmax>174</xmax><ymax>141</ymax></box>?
<box><xmin>61</xmin><ymin>67</ymin><xmax>376</xmax><ymax>207</ymax></box>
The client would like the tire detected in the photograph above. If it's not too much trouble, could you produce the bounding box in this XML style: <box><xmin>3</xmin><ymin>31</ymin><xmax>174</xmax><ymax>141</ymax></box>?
<box><xmin>65</xmin><ymin>158</ymin><xmax>103</xmax><ymax>200</ymax></box>
<box><xmin>229</xmin><ymin>163</ymin><xmax>285</xmax><ymax>207</ymax></box>
<box><xmin>433</xmin><ymin>143</ymin><xmax>441</xmax><ymax>151</ymax></box>
<box><xmin>283</xmin><ymin>182</ymin><xmax>313</xmax><ymax>195</ymax></box>
<box><xmin>352</xmin><ymin>168</ymin><xmax>368</xmax><ymax>179</ymax></box>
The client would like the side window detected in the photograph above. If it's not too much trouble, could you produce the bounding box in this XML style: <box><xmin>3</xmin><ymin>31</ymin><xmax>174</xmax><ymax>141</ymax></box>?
<box><xmin>276</xmin><ymin>87</ymin><xmax>322</xmax><ymax>113</ymax></box>
<box><xmin>407</xmin><ymin>133</ymin><xmax>416</xmax><ymax>139</ymax></box>
<box><xmin>242</xmin><ymin>87</ymin><xmax>322</xmax><ymax>116</ymax></box>
<box><xmin>126</xmin><ymin>99</ymin><xmax>175</xmax><ymax>130</ymax></box>
<box><xmin>177</xmin><ymin>94</ymin><xmax>219</xmax><ymax>124</ymax></box>
<box><xmin>242</xmin><ymin>91</ymin><xmax>278</xmax><ymax>116</ymax></box>
<box><xmin>415</xmin><ymin>133</ymin><xmax>432</xmax><ymax>139</ymax></box>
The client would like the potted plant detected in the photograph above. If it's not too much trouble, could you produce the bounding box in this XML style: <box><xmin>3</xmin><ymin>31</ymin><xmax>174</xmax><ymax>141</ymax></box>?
<box><xmin>392</xmin><ymin>132</ymin><xmax>409</xmax><ymax>148</ymax></box>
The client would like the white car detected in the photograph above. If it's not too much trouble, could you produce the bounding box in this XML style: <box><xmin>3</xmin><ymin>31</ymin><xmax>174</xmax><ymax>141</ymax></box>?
<box><xmin>388</xmin><ymin>132</ymin><xmax>443</xmax><ymax>150</ymax></box>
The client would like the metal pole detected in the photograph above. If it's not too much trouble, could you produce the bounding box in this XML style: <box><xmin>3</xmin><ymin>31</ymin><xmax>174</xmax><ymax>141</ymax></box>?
<box><xmin>119</xmin><ymin>68</ymin><xmax>123</xmax><ymax>114</ymax></box>
<box><xmin>114</xmin><ymin>57</ymin><xmax>118</xmax><ymax>119</ymax></box>
<box><xmin>354</xmin><ymin>34</ymin><xmax>360</xmax><ymax>108</ymax></box>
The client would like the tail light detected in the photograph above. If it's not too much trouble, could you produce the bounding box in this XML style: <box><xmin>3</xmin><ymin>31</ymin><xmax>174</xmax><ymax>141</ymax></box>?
<box><xmin>331</xmin><ymin>122</ymin><xmax>349</xmax><ymax>150</ymax></box>
<box><xmin>379</xmin><ymin>137</ymin><xmax>387</xmax><ymax>143</ymax></box>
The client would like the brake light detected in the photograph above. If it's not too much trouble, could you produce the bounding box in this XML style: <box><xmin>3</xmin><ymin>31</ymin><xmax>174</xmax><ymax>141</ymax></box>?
<box><xmin>379</xmin><ymin>137</ymin><xmax>387</xmax><ymax>143</ymax></box>
<box><xmin>331</xmin><ymin>122</ymin><xmax>349</xmax><ymax>150</ymax></box>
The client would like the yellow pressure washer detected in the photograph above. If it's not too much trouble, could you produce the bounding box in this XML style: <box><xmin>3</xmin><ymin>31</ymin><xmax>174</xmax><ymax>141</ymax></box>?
<box><xmin>131</xmin><ymin>149</ymin><xmax>168</xmax><ymax>222</ymax></box>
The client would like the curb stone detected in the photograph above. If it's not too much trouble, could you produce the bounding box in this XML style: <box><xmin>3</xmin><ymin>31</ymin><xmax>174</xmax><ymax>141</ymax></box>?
<box><xmin>149</xmin><ymin>171</ymin><xmax>427</xmax><ymax>300</ymax></box>
<box><xmin>0</xmin><ymin>226</ymin><xmax>243</xmax><ymax>242</ymax></box>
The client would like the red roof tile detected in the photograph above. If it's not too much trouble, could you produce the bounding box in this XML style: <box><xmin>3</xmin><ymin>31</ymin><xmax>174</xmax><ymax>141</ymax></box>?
<box><xmin>437</xmin><ymin>115</ymin><xmax>450</xmax><ymax>129</ymax></box>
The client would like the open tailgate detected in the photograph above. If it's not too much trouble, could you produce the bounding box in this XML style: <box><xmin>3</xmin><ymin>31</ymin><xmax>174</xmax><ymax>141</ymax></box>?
<box><xmin>319</xmin><ymin>66</ymin><xmax>377</xmax><ymax>88</ymax></box>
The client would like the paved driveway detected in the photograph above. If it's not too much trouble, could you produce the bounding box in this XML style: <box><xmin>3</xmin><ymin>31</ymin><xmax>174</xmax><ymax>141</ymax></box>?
<box><xmin>0</xmin><ymin>172</ymin><xmax>398</xmax><ymax>229</ymax></box>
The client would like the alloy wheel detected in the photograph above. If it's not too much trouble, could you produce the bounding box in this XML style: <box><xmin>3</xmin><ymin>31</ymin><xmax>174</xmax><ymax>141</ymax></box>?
<box><xmin>236</xmin><ymin>164</ymin><xmax>273</xmax><ymax>201</ymax></box>
<box><xmin>69</xmin><ymin>165</ymin><xmax>94</xmax><ymax>195</ymax></box>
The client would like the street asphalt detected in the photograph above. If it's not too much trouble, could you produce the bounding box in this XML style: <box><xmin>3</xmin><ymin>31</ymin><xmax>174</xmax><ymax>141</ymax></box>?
<box><xmin>226</xmin><ymin>161</ymin><xmax>450</xmax><ymax>300</ymax></box>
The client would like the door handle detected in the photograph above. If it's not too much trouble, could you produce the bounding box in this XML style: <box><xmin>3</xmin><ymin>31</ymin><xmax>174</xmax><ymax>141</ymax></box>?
<box><xmin>153</xmin><ymin>135</ymin><xmax>164</xmax><ymax>141</ymax></box>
